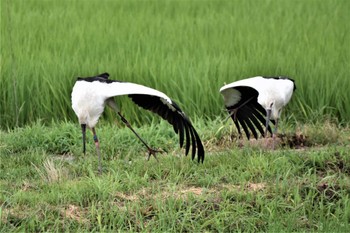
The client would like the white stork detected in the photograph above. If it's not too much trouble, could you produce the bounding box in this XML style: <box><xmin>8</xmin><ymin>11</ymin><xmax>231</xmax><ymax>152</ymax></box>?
<box><xmin>71</xmin><ymin>73</ymin><xmax>204</xmax><ymax>173</ymax></box>
<box><xmin>219</xmin><ymin>76</ymin><xmax>296</xmax><ymax>147</ymax></box>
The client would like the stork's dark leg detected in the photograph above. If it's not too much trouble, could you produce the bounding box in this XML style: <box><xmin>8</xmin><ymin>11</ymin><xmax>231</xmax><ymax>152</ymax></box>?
<box><xmin>225</xmin><ymin>96</ymin><xmax>254</xmax><ymax>122</ymax></box>
<box><xmin>117</xmin><ymin>112</ymin><xmax>162</xmax><ymax>161</ymax></box>
<box><xmin>225</xmin><ymin>109</ymin><xmax>238</xmax><ymax>122</ymax></box>
<box><xmin>272</xmin><ymin>118</ymin><xmax>279</xmax><ymax>150</ymax></box>
<box><xmin>81</xmin><ymin>124</ymin><xmax>86</xmax><ymax>155</ymax></box>
<box><xmin>264</xmin><ymin>109</ymin><xmax>272</xmax><ymax>149</ymax></box>
<box><xmin>106</xmin><ymin>98</ymin><xmax>162</xmax><ymax>161</ymax></box>
<box><xmin>92</xmin><ymin>128</ymin><xmax>102</xmax><ymax>174</ymax></box>
<box><xmin>265</xmin><ymin>109</ymin><xmax>272</xmax><ymax>138</ymax></box>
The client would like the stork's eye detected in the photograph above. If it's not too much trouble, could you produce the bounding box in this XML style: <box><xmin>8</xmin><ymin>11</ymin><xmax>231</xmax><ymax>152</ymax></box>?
<box><xmin>270</xmin><ymin>103</ymin><xmax>274</xmax><ymax>108</ymax></box>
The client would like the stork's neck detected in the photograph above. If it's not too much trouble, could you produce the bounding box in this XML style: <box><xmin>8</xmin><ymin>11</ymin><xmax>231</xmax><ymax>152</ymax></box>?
<box><xmin>258</xmin><ymin>93</ymin><xmax>281</xmax><ymax>120</ymax></box>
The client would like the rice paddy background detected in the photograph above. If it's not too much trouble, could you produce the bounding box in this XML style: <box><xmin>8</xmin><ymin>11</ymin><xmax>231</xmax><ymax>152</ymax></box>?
<box><xmin>1</xmin><ymin>0</ymin><xmax>349</xmax><ymax>129</ymax></box>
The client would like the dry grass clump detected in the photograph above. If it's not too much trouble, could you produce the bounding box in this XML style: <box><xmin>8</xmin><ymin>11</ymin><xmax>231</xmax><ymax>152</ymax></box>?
<box><xmin>32</xmin><ymin>158</ymin><xmax>69</xmax><ymax>183</ymax></box>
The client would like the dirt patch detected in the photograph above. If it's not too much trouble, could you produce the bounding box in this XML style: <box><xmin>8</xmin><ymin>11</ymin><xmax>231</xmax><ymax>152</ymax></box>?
<box><xmin>316</xmin><ymin>182</ymin><xmax>340</xmax><ymax>201</ymax></box>
<box><xmin>279</xmin><ymin>132</ymin><xmax>310</xmax><ymax>148</ymax></box>
<box><xmin>234</xmin><ymin>132</ymin><xmax>312</xmax><ymax>150</ymax></box>
<box><xmin>113</xmin><ymin>182</ymin><xmax>267</xmax><ymax>207</ymax></box>
<box><xmin>245</xmin><ymin>182</ymin><xmax>266</xmax><ymax>191</ymax></box>
<box><xmin>21</xmin><ymin>180</ymin><xmax>37</xmax><ymax>191</ymax></box>
<box><xmin>211</xmin><ymin>131</ymin><xmax>316</xmax><ymax>151</ymax></box>
<box><xmin>221</xmin><ymin>182</ymin><xmax>266</xmax><ymax>192</ymax></box>
<box><xmin>113</xmin><ymin>186</ymin><xmax>205</xmax><ymax>205</ymax></box>
<box><xmin>115</xmin><ymin>191</ymin><xmax>140</xmax><ymax>202</ymax></box>
<box><xmin>60</xmin><ymin>204</ymin><xmax>89</xmax><ymax>224</ymax></box>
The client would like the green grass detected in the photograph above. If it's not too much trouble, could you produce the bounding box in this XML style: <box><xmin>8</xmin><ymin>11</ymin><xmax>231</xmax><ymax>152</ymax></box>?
<box><xmin>1</xmin><ymin>0</ymin><xmax>350</xmax><ymax>129</ymax></box>
<box><xmin>1</xmin><ymin>121</ymin><xmax>350</xmax><ymax>231</ymax></box>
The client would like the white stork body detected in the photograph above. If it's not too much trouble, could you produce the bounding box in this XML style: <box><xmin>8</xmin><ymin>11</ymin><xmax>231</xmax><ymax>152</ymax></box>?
<box><xmin>220</xmin><ymin>76</ymin><xmax>296</xmax><ymax>142</ymax></box>
<box><xmin>71</xmin><ymin>78</ymin><xmax>173</xmax><ymax>128</ymax></box>
<box><xmin>71</xmin><ymin>73</ymin><xmax>204</xmax><ymax>173</ymax></box>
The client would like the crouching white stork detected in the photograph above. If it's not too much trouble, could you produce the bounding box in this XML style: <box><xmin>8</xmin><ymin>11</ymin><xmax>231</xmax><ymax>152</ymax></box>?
<box><xmin>219</xmin><ymin>76</ymin><xmax>296</xmax><ymax>148</ymax></box>
<box><xmin>71</xmin><ymin>73</ymin><xmax>205</xmax><ymax>173</ymax></box>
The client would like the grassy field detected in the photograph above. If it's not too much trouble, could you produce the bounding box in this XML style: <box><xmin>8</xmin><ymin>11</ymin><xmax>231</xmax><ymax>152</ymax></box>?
<box><xmin>1</xmin><ymin>0</ymin><xmax>350</xmax><ymax>232</ymax></box>
<box><xmin>1</xmin><ymin>120</ymin><xmax>350</xmax><ymax>231</ymax></box>
<box><xmin>1</xmin><ymin>0</ymin><xmax>350</xmax><ymax>129</ymax></box>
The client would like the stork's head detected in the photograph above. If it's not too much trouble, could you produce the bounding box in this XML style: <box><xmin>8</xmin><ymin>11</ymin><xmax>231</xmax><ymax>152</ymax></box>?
<box><xmin>258</xmin><ymin>95</ymin><xmax>283</xmax><ymax>137</ymax></box>
<box><xmin>258</xmin><ymin>92</ymin><xmax>283</xmax><ymax>120</ymax></box>
<box><xmin>266</xmin><ymin>100</ymin><xmax>282</xmax><ymax>120</ymax></box>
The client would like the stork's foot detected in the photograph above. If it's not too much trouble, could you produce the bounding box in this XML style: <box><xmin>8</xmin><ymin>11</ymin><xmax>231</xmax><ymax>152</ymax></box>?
<box><xmin>146</xmin><ymin>148</ymin><xmax>165</xmax><ymax>162</ymax></box>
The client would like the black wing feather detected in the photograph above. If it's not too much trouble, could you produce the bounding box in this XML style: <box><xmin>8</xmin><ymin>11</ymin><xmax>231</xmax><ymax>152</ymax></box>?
<box><xmin>250</xmin><ymin>106</ymin><xmax>273</xmax><ymax>137</ymax></box>
<box><xmin>225</xmin><ymin>86</ymin><xmax>274</xmax><ymax>140</ymax></box>
<box><xmin>128</xmin><ymin>94</ymin><xmax>204</xmax><ymax>163</ymax></box>
<box><xmin>188</xmin><ymin>126</ymin><xmax>197</xmax><ymax>160</ymax></box>
<box><xmin>237</xmin><ymin>116</ymin><xmax>250</xmax><ymax>140</ymax></box>
<box><xmin>248</xmin><ymin>107</ymin><xmax>266</xmax><ymax>137</ymax></box>
<box><xmin>240</xmin><ymin>107</ymin><xmax>259</xmax><ymax>139</ymax></box>
<box><xmin>183</xmin><ymin>121</ymin><xmax>191</xmax><ymax>156</ymax></box>
<box><xmin>175</xmin><ymin>115</ymin><xmax>185</xmax><ymax>148</ymax></box>
<box><xmin>233</xmin><ymin>119</ymin><xmax>242</xmax><ymax>138</ymax></box>
<box><xmin>192</xmin><ymin>127</ymin><xmax>205</xmax><ymax>163</ymax></box>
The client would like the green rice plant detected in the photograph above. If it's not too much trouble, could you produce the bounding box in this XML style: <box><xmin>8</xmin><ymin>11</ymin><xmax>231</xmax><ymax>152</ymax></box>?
<box><xmin>1</xmin><ymin>0</ymin><xmax>349</xmax><ymax>129</ymax></box>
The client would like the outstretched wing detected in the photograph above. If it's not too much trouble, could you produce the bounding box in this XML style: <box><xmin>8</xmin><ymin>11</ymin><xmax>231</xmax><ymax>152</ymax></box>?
<box><xmin>220</xmin><ymin>85</ymin><xmax>274</xmax><ymax>140</ymax></box>
<box><xmin>128</xmin><ymin>94</ymin><xmax>204</xmax><ymax>163</ymax></box>
<box><xmin>75</xmin><ymin>73</ymin><xmax>204</xmax><ymax>163</ymax></box>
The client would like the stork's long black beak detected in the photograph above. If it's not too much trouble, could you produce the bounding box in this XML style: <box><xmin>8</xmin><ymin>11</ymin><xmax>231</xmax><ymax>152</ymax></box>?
<box><xmin>265</xmin><ymin>109</ymin><xmax>271</xmax><ymax>137</ymax></box>
<box><xmin>81</xmin><ymin>124</ymin><xmax>86</xmax><ymax>154</ymax></box>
